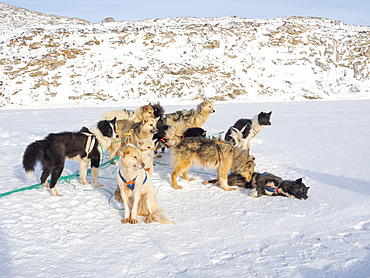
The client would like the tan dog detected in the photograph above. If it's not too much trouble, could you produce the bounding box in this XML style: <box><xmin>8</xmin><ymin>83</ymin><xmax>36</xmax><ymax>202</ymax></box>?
<box><xmin>170</xmin><ymin>137</ymin><xmax>253</xmax><ymax>191</ymax></box>
<box><xmin>102</xmin><ymin>104</ymin><xmax>154</xmax><ymax>122</ymax></box>
<box><xmin>116</xmin><ymin>144</ymin><xmax>174</xmax><ymax>224</ymax></box>
<box><xmin>137</xmin><ymin>138</ymin><xmax>155</xmax><ymax>176</ymax></box>
<box><xmin>109</xmin><ymin>117</ymin><xmax>159</xmax><ymax>161</ymax></box>
<box><xmin>164</xmin><ymin>99</ymin><xmax>215</xmax><ymax>129</ymax></box>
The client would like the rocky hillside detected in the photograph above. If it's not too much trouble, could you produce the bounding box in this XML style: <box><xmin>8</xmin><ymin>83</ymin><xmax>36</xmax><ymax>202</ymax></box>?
<box><xmin>0</xmin><ymin>2</ymin><xmax>369</xmax><ymax>107</ymax></box>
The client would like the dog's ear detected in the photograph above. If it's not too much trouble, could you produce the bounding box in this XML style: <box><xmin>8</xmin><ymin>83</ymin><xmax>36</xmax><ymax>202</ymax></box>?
<box><xmin>268</xmin><ymin>111</ymin><xmax>272</xmax><ymax>116</ymax></box>
<box><xmin>155</xmin><ymin>116</ymin><xmax>160</xmax><ymax>122</ymax></box>
<box><xmin>143</xmin><ymin>118</ymin><xmax>149</xmax><ymax>124</ymax></box>
<box><xmin>295</xmin><ymin>178</ymin><xmax>303</xmax><ymax>184</ymax></box>
<box><xmin>119</xmin><ymin>148</ymin><xmax>130</xmax><ymax>157</ymax></box>
<box><xmin>111</xmin><ymin>117</ymin><xmax>117</xmax><ymax>123</ymax></box>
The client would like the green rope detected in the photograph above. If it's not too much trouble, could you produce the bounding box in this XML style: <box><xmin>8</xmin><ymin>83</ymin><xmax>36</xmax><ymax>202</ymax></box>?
<box><xmin>0</xmin><ymin>156</ymin><xmax>119</xmax><ymax>199</ymax></box>
<box><xmin>0</xmin><ymin>154</ymin><xmax>215</xmax><ymax>199</ymax></box>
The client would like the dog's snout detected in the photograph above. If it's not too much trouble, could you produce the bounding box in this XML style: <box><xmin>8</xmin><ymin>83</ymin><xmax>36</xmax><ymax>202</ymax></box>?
<box><xmin>141</xmin><ymin>163</ymin><xmax>145</xmax><ymax>169</ymax></box>
<box><xmin>115</xmin><ymin>134</ymin><xmax>119</xmax><ymax>138</ymax></box>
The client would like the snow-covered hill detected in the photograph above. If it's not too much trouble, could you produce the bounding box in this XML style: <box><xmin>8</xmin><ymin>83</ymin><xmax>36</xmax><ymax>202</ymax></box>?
<box><xmin>0</xmin><ymin>3</ymin><xmax>370</xmax><ymax>107</ymax></box>
<box><xmin>0</xmin><ymin>2</ymin><xmax>89</xmax><ymax>27</ymax></box>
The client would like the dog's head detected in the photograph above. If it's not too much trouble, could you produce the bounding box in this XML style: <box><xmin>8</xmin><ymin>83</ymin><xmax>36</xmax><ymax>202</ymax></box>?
<box><xmin>98</xmin><ymin>117</ymin><xmax>119</xmax><ymax>139</ymax></box>
<box><xmin>141</xmin><ymin>104</ymin><xmax>155</xmax><ymax>119</ymax></box>
<box><xmin>228</xmin><ymin>127</ymin><xmax>246</xmax><ymax>148</ymax></box>
<box><xmin>201</xmin><ymin>99</ymin><xmax>215</xmax><ymax>114</ymax></box>
<box><xmin>151</xmin><ymin>102</ymin><xmax>165</xmax><ymax>120</ymax></box>
<box><xmin>143</xmin><ymin>117</ymin><xmax>159</xmax><ymax>134</ymax></box>
<box><xmin>182</xmin><ymin>127</ymin><xmax>207</xmax><ymax>139</ymax></box>
<box><xmin>234</xmin><ymin>157</ymin><xmax>255</xmax><ymax>182</ymax></box>
<box><xmin>137</xmin><ymin>138</ymin><xmax>155</xmax><ymax>152</ymax></box>
<box><xmin>285</xmin><ymin>178</ymin><xmax>309</xmax><ymax>200</ymax></box>
<box><xmin>231</xmin><ymin>147</ymin><xmax>254</xmax><ymax>178</ymax></box>
<box><xmin>118</xmin><ymin>144</ymin><xmax>145</xmax><ymax>170</ymax></box>
<box><xmin>258</xmin><ymin>111</ymin><xmax>272</xmax><ymax>126</ymax></box>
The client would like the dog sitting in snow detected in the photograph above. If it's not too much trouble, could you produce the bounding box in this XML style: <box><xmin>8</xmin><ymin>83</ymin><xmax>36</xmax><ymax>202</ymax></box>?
<box><xmin>205</xmin><ymin>172</ymin><xmax>309</xmax><ymax>199</ymax></box>
<box><xmin>115</xmin><ymin>144</ymin><xmax>174</xmax><ymax>224</ymax></box>
<box><xmin>109</xmin><ymin>117</ymin><xmax>159</xmax><ymax>161</ymax></box>
<box><xmin>225</xmin><ymin>111</ymin><xmax>272</xmax><ymax>152</ymax></box>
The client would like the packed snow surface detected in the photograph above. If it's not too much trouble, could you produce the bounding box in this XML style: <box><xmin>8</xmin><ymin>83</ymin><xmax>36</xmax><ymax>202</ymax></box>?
<box><xmin>0</xmin><ymin>100</ymin><xmax>369</xmax><ymax>277</ymax></box>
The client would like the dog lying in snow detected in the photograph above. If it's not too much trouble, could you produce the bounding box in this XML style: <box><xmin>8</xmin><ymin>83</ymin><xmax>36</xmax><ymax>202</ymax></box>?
<box><xmin>205</xmin><ymin>171</ymin><xmax>309</xmax><ymax>199</ymax></box>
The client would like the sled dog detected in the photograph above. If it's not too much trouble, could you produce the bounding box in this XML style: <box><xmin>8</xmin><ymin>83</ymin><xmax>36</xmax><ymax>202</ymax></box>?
<box><xmin>115</xmin><ymin>144</ymin><xmax>174</xmax><ymax>224</ymax></box>
<box><xmin>22</xmin><ymin>118</ymin><xmax>118</xmax><ymax>196</ymax></box>
<box><xmin>205</xmin><ymin>172</ymin><xmax>309</xmax><ymax>199</ymax></box>
<box><xmin>164</xmin><ymin>99</ymin><xmax>215</xmax><ymax>129</ymax></box>
<box><xmin>137</xmin><ymin>138</ymin><xmax>155</xmax><ymax>176</ymax></box>
<box><xmin>109</xmin><ymin>117</ymin><xmax>159</xmax><ymax>161</ymax></box>
<box><xmin>102</xmin><ymin>104</ymin><xmax>154</xmax><ymax>122</ymax></box>
<box><xmin>170</xmin><ymin>137</ymin><xmax>254</xmax><ymax>191</ymax></box>
<box><xmin>225</xmin><ymin>111</ymin><xmax>272</xmax><ymax>152</ymax></box>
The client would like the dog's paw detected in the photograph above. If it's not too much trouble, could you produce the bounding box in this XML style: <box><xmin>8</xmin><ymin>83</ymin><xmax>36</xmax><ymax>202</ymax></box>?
<box><xmin>130</xmin><ymin>218</ymin><xmax>138</xmax><ymax>224</ymax></box>
<box><xmin>42</xmin><ymin>181</ymin><xmax>50</xmax><ymax>188</ymax></box>
<box><xmin>249</xmin><ymin>189</ymin><xmax>260</xmax><ymax>198</ymax></box>
<box><xmin>223</xmin><ymin>187</ymin><xmax>236</xmax><ymax>191</ymax></box>
<box><xmin>172</xmin><ymin>184</ymin><xmax>183</xmax><ymax>190</ymax></box>
<box><xmin>94</xmin><ymin>183</ymin><xmax>104</xmax><ymax>188</ymax></box>
<box><xmin>121</xmin><ymin>218</ymin><xmax>130</xmax><ymax>224</ymax></box>
<box><xmin>155</xmin><ymin>154</ymin><xmax>162</xmax><ymax>158</ymax></box>
<box><xmin>145</xmin><ymin>215</ymin><xmax>153</xmax><ymax>223</ymax></box>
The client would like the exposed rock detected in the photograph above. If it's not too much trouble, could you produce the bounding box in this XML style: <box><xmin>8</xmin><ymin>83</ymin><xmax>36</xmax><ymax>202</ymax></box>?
<box><xmin>101</xmin><ymin>17</ymin><xmax>115</xmax><ymax>23</ymax></box>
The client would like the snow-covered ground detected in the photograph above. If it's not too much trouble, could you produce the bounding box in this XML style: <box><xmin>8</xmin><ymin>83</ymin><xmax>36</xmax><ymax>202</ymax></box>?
<box><xmin>0</xmin><ymin>100</ymin><xmax>369</xmax><ymax>277</ymax></box>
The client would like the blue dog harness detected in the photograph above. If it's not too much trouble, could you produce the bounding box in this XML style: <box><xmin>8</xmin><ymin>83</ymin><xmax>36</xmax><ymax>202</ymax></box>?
<box><xmin>118</xmin><ymin>171</ymin><xmax>148</xmax><ymax>191</ymax></box>
<box><xmin>261</xmin><ymin>173</ymin><xmax>282</xmax><ymax>194</ymax></box>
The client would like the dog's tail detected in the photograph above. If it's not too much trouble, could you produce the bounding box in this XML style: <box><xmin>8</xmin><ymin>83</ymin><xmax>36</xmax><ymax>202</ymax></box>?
<box><xmin>22</xmin><ymin>140</ymin><xmax>45</xmax><ymax>176</ymax></box>
<box><xmin>152</xmin><ymin>210</ymin><xmax>175</xmax><ymax>224</ymax></box>
<box><xmin>165</xmin><ymin>120</ymin><xmax>186</xmax><ymax>147</ymax></box>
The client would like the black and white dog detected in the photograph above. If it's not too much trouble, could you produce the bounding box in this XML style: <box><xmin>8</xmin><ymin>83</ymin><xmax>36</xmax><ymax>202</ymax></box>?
<box><xmin>225</xmin><ymin>111</ymin><xmax>272</xmax><ymax>152</ymax></box>
<box><xmin>22</xmin><ymin>118</ymin><xmax>118</xmax><ymax>196</ymax></box>
<box><xmin>205</xmin><ymin>171</ymin><xmax>309</xmax><ymax>200</ymax></box>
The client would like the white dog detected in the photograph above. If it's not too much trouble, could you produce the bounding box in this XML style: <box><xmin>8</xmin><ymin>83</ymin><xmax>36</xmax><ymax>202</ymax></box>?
<box><xmin>137</xmin><ymin>138</ymin><xmax>155</xmax><ymax>176</ymax></box>
<box><xmin>116</xmin><ymin>144</ymin><xmax>174</xmax><ymax>224</ymax></box>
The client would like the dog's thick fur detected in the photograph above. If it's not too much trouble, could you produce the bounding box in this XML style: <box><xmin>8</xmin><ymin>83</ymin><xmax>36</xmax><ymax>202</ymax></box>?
<box><xmin>102</xmin><ymin>104</ymin><xmax>154</xmax><ymax>123</ymax></box>
<box><xmin>170</xmin><ymin>137</ymin><xmax>254</xmax><ymax>191</ymax></box>
<box><xmin>151</xmin><ymin>102</ymin><xmax>165</xmax><ymax>122</ymax></box>
<box><xmin>109</xmin><ymin>117</ymin><xmax>159</xmax><ymax>161</ymax></box>
<box><xmin>164</xmin><ymin>99</ymin><xmax>215</xmax><ymax>129</ymax></box>
<box><xmin>115</xmin><ymin>144</ymin><xmax>174</xmax><ymax>224</ymax></box>
<box><xmin>205</xmin><ymin>172</ymin><xmax>309</xmax><ymax>199</ymax></box>
<box><xmin>153</xmin><ymin>121</ymin><xmax>206</xmax><ymax>156</ymax></box>
<box><xmin>225</xmin><ymin>111</ymin><xmax>272</xmax><ymax>151</ymax></box>
<box><xmin>22</xmin><ymin>118</ymin><xmax>118</xmax><ymax>196</ymax></box>
<box><xmin>137</xmin><ymin>138</ymin><xmax>155</xmax><ymax>176</ymax></box>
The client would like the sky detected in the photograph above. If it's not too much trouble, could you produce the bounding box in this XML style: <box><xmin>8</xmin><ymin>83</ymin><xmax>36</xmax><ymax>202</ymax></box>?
<box><xmin>2</xmin><ymin>0</ymin><xmax>370</xmax><ymax>26</ymax></box>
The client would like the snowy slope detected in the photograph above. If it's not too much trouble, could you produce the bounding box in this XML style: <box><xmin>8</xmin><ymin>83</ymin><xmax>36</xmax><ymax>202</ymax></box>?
<box><xmin>0</xmin><ymin>3</ymin><xmax>370</xmax><ymax>107</ymax></box>
<box><xmin>0</xmin><ymin>101</ymin><xmax>369</xmax><ymax>277</ymax></box>
<box><xmin>0</xmin><ymin>2</ymin><xmax>89</xmax><ymax>27</ymax></box>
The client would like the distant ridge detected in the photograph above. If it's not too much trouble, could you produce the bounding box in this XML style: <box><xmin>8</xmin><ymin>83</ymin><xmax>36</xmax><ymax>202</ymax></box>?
<box><xmin>0</xmin><ymin>3</ymin><xmax>369</xmax><ymax>107</ymax></box>
<box><xmin>0</xmin><ymin>2</ymin><xmax>90</xmax><ymax>27</ymax></box>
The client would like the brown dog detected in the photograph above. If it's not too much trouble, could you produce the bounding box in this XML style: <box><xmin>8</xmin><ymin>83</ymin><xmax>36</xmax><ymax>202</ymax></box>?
<box><xmin>109</xmin><ymin>117</ymin><xmax>159</xmax><ymax>161</ymax></box>
<box><xmin>102</xmin><ymin>104</ymin><xmax>154</xmax><ymax>122</ymax></box>
<box><xmin>170</xmin><ymin>137</ymin><xmax>254</xmax><ymax>191</ymax></box>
